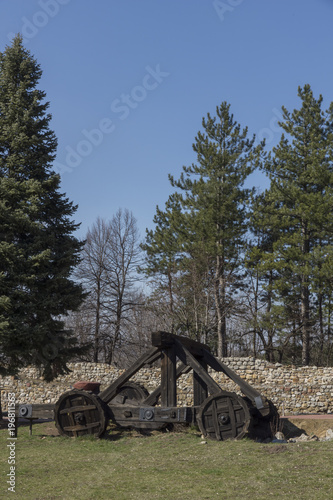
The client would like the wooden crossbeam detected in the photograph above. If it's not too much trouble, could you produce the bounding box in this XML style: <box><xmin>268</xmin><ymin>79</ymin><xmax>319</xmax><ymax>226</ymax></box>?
<box><xmin>99</xmin><ymin>346</ymin><xmax>160</xmax><ymax>404</ymax></box>
<box><xmin>152</xmin><ymin>331</ymin><xmax>209</xmax><ymax>357</ymax></box>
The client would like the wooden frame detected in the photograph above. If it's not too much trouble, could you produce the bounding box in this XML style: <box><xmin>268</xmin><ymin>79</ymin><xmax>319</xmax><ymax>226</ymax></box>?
<box><xmin>17</xmin><ymin>332</ymin><xmax>278</xmax><ymax>440</ymax></box>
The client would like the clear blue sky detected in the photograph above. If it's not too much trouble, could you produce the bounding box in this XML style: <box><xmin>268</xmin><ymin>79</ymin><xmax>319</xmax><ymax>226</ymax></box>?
<box><xmin>1</xmin><ymin>0</ymin><xmax>333</xmax><ymax>240</ymax></box>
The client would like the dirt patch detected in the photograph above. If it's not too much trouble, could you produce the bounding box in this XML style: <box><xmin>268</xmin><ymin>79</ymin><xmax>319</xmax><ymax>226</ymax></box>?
<box><xmin>281</xmin><ymin>418</ymin><xmax>333</xmax><ymax>439</ymax></box>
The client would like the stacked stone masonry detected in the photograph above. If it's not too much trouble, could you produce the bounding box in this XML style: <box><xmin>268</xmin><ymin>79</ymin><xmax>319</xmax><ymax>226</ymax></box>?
<box><xmin>1</xmin><ymin>357</ymin><xmax>332</xmax><ymax>415</ymax></box>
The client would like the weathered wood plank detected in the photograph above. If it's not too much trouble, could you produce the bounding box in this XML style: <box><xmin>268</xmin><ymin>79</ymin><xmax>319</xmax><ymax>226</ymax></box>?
<box><xmin>99</xmin><ymin>346</ymin><xmax>160</xmax><ymax>403</ymax></box>
<box><xmin>63</xmin><ymin>421</ymin><xmax>100</xmax><ymax>432</ymax></box>
<box><xmin>152</xmin><ymin>331</ymin><xmax>209</xmax><ymax>357</ymax></box>
<box><xmin>201</xmin><ymin>349</ymin><xmax>266</xmax><ymax>408</ymax></box>
<box><xmin>15</xmin><ymin>404</ymin><xmax>55</xmax><ymax>419</ymax></box>
<box><xmin>211</xmin><ymin>398</ymin><xmax>221</xmax><ymax>441</ymax></box>
<box><xmin>174</xmin><ymin>339</ymin><xmax>221</xmax><ymax>395</ymax></box>
<box><xmin>143</xmin><ymin>362</ymin><xmax>192</xmax><ymax>406</ymax></box>
<box><xmin>228</xmin><ymin>396</ymin><xmax>237</xmax><ymax>438</ymax></box>
<box><xmin>193</xmin><ymin>359</ymin><xmax>208</xmax><ymax>406</ymax></box>
<box><xmin>59</xmin><ymin>404</ymin><xmax>96</xmax><ymax>414</ymax></box>
<box><xmin>109</xmin><ymin>405</ymin><xmax>196</xmax><ymax>427</ymax></box>
<box><xmin>161</xmin><ymin>345</ymin><xmax>177</xmax><ymax>407</ymax></box>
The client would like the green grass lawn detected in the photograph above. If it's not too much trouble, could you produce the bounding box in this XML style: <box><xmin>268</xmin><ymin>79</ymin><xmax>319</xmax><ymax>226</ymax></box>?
<box><xmin>1</xmin><ymin>422</ymin><xmax>332</xmax><ymax>499</ymax></box>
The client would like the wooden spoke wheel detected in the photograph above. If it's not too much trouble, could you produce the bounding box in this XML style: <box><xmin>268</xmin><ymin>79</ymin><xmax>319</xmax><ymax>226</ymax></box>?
<box><xmin>55</xmin><ymin>390</ymin><xmax>107</xmax><ymax>438</ymax></box>
<box><xmin>197</xmin><ymin>391</ymin><xmax>251</xmax><ymax>441</ymax></box>
<box><xmin>108</xmin><ymin>382</ymin><xmax>149</xmax><ymax>407</ymax></box>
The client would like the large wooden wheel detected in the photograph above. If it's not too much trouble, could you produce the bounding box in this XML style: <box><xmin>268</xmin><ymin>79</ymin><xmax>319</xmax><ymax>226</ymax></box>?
<box><xmin>197</xmin><ymin>391</ymin><xmax>251</xmax><ymax>441</ymax></box>
<box><xmin>108</xmin><ymin>382</ymin><xmax>149</xmax><ymax>407</ymax></box>
<box><xmin>55</xmin><ymin>390</ymin><xmax>107</xmax><ymax>438</ymax></box>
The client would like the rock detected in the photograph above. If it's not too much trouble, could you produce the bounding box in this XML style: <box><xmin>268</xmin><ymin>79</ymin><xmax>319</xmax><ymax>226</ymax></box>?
<box><xmin>275</xmin><ymin>432</ymin><xmax>285</xmax><ymax>441</ymax></box>
<box><xmin>293</xmin><ymin>433</ymin><xmax>309</xmax><ymax>442</ymax></box>
<box><xmin>325</xmin><ymin>429</ymin><xmax>333</xmax><ymax>440</ymax></box>
<box><xmin>288</xmin><ymin>433</ymin><xmax>319</xmax><ymax>443</ymax></box>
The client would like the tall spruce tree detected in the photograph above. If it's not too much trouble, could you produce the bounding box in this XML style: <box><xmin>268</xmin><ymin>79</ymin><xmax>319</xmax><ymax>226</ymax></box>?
<box><xmin>0</xmin><ymin>35</ymin><xmax>86</xmax><ymax>380</ymax></box>
<box><xmin>254</xmin><ymin>84</ymin><xmax>333</xmax><ymax>365</ymax></box>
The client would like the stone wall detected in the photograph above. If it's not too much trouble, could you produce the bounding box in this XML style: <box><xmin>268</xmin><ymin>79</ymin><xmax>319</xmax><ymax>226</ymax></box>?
<box><xmin>1</xmin><ymin>358</ymin><xmax>332</xmax><ymax>415</ymax></box>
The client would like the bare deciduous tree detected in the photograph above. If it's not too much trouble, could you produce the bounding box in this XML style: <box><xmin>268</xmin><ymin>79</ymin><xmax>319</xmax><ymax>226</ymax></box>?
<box><xmin>74</xmin><ymin>209</ymin><xmax>142</xmax><ymax>363</ymax></box>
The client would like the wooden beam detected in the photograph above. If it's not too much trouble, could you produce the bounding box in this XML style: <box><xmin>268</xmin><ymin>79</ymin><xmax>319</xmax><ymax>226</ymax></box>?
<box><xmin>152</xmin><ymin>331</ymin><xmax>209</xmax><ymax>357</ymax></box>
<box><xmin>211</xmin><ymin>398</ymin><xmax>221</xmax><ymax>441</ymax></box>
<box><xmin>174</xmin><ymin>340</ymin><xmax>221</xmax><ymax>395</ymax></box>
<box><xmin>193</xmin><ymin>358</ymin><xmax>208</xmax><ymax>406</ymax></box>
<box><xmin>160</xmin><ymin>345</ymin><xmax>177</xmax><ymax>407</ymax></box>
<box><xmin>99</xmin><ymin>346</ymin><xmax>161</xmax><ymax>404</ymax></box>
<box><xmin>109</xmin><ymin>405</ymin><xmax>196</xmax><ymax>428</ymax></box>
<box><xmin>201</xmin><ymin>350</ymin><xmax>265</xmax><ymax>407</ymax></box>
<box><xmin>15</xmin><ymin>403</ymin><xmax>55</xmax><ymax>419</ymax></box>
<box><xmin>143</xmin><ymin>362</ymin><xmax>191</xmax><ymax>406</ymax></box>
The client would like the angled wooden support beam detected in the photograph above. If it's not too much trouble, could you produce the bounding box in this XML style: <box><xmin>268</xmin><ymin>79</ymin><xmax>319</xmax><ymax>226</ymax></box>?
<box><xmin>193</xmin><ymin>358</ymin><xmax>208</xmax><ymax>406</ymax></box>
<box><xmin>99</xmin><ymin>346</ymin><xmax>160</xmax><ymax>404</ymax></box>
<box><xmin>202</xmin><ymin>350</ymin><xmax>265</xmax><ymax>409</ymax></box>
<box><xmin>161</xmin><ymin>344</ymin><xmax>177</xmax><ymax>407</ymax></box>
<box><xmin>174</xmin><ymin>340</ymin><xmax>221</xmax><ymax>395</ymax></box>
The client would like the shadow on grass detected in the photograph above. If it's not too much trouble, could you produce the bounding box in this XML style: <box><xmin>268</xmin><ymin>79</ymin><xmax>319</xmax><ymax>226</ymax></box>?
<box><xmin>281</xmin><ymin>419</ymin><xmax>306</xmax><ymax>439</ymax></box>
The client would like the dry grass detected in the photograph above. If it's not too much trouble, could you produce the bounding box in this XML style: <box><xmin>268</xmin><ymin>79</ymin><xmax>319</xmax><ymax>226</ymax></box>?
<box><xmin>0</xmin><ymin>422</ymin><xmax>332</xmax><ymax>499</ymax></box>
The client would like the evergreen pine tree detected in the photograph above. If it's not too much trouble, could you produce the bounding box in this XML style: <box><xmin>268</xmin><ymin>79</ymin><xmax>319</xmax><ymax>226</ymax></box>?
<box><xmin>143</xmin><ymin>103</ymin><xmax>264</xmax><ymax>356</ymax></box>
<box><xmin>140</xmin><ymin>198</ymin><xmax>184</xmax><ymax>332</ymax></box>
<box><xmin>256</xmin><ymin>84</ymin><xmax>333</xmax><ymax>365</ymax></box>
<box><xmin>0</xmin><ymin>35</ymin><xmax>86</xmax><ymax>380</ymax></box>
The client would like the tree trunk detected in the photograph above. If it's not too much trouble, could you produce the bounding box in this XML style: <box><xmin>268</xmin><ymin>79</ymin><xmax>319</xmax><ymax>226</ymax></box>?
<box><xmin>327</xmin><ymin>297</ymin><xmax>332</xmax><ymax>366</ymax></box>
<box><xmin>253</xmin><ymin>269</ymin><xmax>259</xmax><ymax>357</ymax></box>
<box><xmin>93</xmin><ymin>281</ymin><xmax>101</xmax><ymax>363</ymax></box>
<box><xmin>317</xmin><ymin>292</ymin><xmax>324</xmax><ymax>366</ymax></box>
<box><xmin>107</xmin><ymin>297</ymin><xmax>122</xmax><ymax>365</ymax></box>
<box><xmin>265</xmin><ymin>271</ymin><xmax>275</xmax><ymax>362</ymax></box>
<box><xmin>301</xmin><ymin>222</ymin><xmax>310</xmax><ymax>365</ymax></box>
<box><xmin>215</xmin><ymin>255</ymin><xmax>227</xmax><ymax>358</ymax></box>
<box><xmin>167</xmin><ymin>270</ymin><xmax>175</xmax><ymax>333</ymax></box>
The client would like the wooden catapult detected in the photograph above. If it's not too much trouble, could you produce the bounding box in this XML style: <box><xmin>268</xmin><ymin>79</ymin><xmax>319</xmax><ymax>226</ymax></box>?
<box><xmin>17</xmin><ymin>332</ymin><xmax>278</xmax><ymax>440</ymax></box>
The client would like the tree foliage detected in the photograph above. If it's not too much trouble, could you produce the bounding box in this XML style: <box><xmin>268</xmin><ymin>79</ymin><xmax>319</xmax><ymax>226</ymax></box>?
<box><xmin>141</xmin><ymin>89</ymin><xmax>333</xmax><ymax>366</ymax></box>
<box><xmin>248</xmin><ymin>84</ymin><xmax>333</xmax><ymax>365</ymax></box>
<box><xmin>142</xmin><ymin>103</ymin><xmax>264</xmax><ymax>356</ymax></box>
<box><xmin>0</xmin><ymin>35</ymin><xmax>86</xmax><ymax>380</ymax></box>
